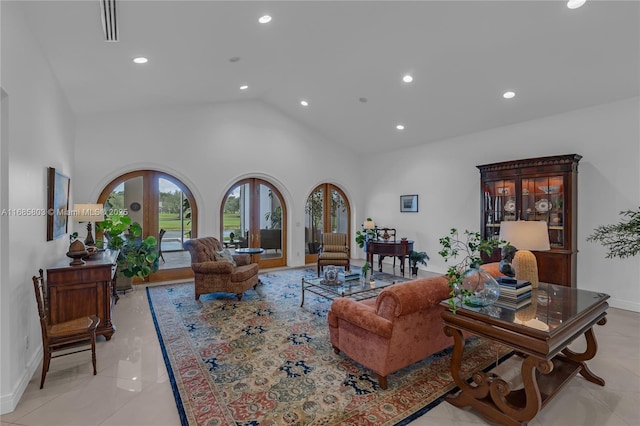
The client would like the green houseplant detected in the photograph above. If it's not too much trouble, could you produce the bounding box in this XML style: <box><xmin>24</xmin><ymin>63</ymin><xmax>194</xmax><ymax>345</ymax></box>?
<box><xmin>438</xmin><ymin>228</ymin><xmax>503</xmax><ymax>312</ymax></box>
<box><xmin>408</xmin><ymin>250</ymin><xmax>430</xmax><ymax>276</ymax></box>
<box><xmin>97</xmin><ymin>214</ymin><xmax>159</xmax><ymax>290</ymax></box>
<box><xmin>355</xmin><ymin>217</ymin><xmax>377</xmax><ymax>278</ymax></box>
<box><xmin>587</xmin><ymin>207</ymin><xmax>640</xmax><ymax>259</ymax></box>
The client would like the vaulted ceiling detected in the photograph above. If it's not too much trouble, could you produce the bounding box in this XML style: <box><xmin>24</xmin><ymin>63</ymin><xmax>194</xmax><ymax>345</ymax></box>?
<box><xmin>15</xmin><ymin>0</ymin><xmax>640</xmax><ymax>153</ymax></box>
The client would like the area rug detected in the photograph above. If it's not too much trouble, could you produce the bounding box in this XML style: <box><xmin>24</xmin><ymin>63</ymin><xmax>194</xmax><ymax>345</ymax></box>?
<box><xmin>147</xmin><ymin>267</ymin><xmax>513</xmax><ymax>426</ymax></box>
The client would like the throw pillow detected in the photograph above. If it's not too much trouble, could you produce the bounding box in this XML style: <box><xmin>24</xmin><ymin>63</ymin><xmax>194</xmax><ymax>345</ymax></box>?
<box><xmin>217</xmin><ymin>249</ymin><xmax>237</xmax><ymax>267</ymax></box>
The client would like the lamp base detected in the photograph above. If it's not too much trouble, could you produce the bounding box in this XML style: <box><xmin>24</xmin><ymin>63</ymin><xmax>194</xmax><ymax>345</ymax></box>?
<box><xmin>84</xmin><ymin>222</ymin><xmax>95</xmax><ymax>246</ymax></box>
<box><xmin>513</xmin><ymin>249</ymin><xmax>539</xmax><ymax>288</ymax></box>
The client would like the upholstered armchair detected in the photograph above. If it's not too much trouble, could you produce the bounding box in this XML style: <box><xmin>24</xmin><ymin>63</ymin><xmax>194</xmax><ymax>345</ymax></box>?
<box><xmin>317</xmin><ymin>233</ymin><xmax>350</xmax><ymax>276</ymax></box>
<box><xmin>183</xmin><ymin>237</ymin><xmax>259</xmax><ymax>300</ymax></box>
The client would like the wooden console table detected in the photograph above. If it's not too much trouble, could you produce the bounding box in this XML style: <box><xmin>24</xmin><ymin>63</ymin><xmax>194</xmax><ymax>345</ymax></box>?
<box><xmin>46</xmin><ymin>250</ymin><xmax>118</xmax><ymax>340</ymax></box>
<box><xmin>366</xmin><ymin>240</ymin><xmax>413</xmax><ymax>276</ymax></box>
<box><xmin>441</xmin><ymin>283</ymin><xmax>609</xmax><ymax>426</ymax></box>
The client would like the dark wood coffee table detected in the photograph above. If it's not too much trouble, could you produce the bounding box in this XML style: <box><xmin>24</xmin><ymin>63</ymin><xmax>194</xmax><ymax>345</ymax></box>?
<box><xmin>441</xmin><ymin>283</ymin><xmax>609</xmax><ymax>426</ymax></box>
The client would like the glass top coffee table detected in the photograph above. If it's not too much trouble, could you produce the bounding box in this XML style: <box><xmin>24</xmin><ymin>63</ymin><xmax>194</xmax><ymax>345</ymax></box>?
<box><xmin>301</xmin><ymin>275</ymin><xmax>398</xmax><ymax>306</ymax></box>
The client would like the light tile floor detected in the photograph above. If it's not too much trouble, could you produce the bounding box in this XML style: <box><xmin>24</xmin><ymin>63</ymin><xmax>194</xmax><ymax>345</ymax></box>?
<box><xmin>2</xmin><ymin>274</ymin><xmax>639</xmax><ymax>426</ymax></box>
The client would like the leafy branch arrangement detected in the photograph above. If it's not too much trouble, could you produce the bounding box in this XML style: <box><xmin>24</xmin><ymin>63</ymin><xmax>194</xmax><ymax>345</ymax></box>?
<box><xmin>587</xmin><ymin>207</ymin><xmax>640</xmax><ymax>259</ymax></box>
<box><xmin>438</xmin><ymin>228</ymin><xmax>504</xmax><ymax>312</ymax></box>
<box><xmin>355</xmin><ymin>217</ymin><xmax>377</xmax><ymax>249</ymax></box>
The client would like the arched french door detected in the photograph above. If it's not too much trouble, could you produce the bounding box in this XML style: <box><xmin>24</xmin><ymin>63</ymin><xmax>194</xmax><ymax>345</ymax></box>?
<box><xmin>97</xmin><ymin>170</ymin><xmax>198</xmax><ymax>282</ymax></box>
<box><xmin>221</xmin><ymin>178</ymin><xmax>287</xmax><ymax>269</ymax></box>
<box><xmin>304</xmin><ymin>184</ymin><xmax>351</xmax><ymax>265</ymax></box>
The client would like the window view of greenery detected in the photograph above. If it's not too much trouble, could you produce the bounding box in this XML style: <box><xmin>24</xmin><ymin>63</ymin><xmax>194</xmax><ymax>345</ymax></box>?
<box><xmin>223</xmin><ymin>191</ymin><xmax>241</xmax><ymax>242</ymax></box>
<box><xmin>159</xmin><ymin>179</ymin><xmax>191</xmax><ymax>242</ymax></box>
<box><xmin>104</xmin><ymin>179</ymin><xmax>192</xmax><ymax>247</ymax></box>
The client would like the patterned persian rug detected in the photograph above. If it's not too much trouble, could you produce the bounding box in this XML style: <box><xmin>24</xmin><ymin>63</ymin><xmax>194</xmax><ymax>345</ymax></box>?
<box><xmin>147</xmin><ymin>267</ymin><xmax>512</xmax><ymax>426</ymax></box>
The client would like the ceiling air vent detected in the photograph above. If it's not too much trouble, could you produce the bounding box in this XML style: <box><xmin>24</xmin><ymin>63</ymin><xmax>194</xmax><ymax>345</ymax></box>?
<box><xmin>100</xmin><ymin>0</ymin><xmax>118</xmax><ymax>42</ymax></box>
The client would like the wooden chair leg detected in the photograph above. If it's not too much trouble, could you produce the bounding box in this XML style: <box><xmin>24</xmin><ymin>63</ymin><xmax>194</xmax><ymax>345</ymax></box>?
<box><xmin>40</xmin><ymin>350</ymin><xmax>50</xmax><ymax>389</ymax></box>
<box><xmin>91</xmin><ymin>334</ymin><xmax>97</xmax><ymax>375</ymax></box>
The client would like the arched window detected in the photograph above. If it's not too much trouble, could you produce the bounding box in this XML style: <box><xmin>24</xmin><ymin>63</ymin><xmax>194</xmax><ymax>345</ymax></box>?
<box><xmin>220</xmin><ymin>178</ymin><xmax>287</xmax><ymax>269</ymax></box>
<box><xmin>304</xmin><ymin>184</ymin><xmax>351</xmax><ymax>265</ymax></box>
<box><xmin>97</xmin><ymin>170</ymin><xmax>197</xmax><ymax>282</ymax></box>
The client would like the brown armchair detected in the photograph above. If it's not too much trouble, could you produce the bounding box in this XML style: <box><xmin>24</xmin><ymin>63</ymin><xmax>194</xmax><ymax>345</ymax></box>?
<box><xmin>317</xmin><ymin>233</ymin><xmax>350</xmax><ymax>276</ymax></box>
<box><xmin>183</xmin><ymin>237</ymin><xmax>259</xmax><ymax>300</ymax></box>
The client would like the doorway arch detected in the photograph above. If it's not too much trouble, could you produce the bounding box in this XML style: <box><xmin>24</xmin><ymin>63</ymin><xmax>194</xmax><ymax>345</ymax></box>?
<box><xmin>220</xmin><ymin>178</ymin><xmax>287</xmax><ymax>269</ymax></box>
<box><xmin>304</xmin><ymin>183</ymin><xmax>351</xmax><ymax>265</ymax></box>
<box><xmin>97</xmin><ymin>170</ymin><xmax>198</xmax><ymax>282</ymax></box>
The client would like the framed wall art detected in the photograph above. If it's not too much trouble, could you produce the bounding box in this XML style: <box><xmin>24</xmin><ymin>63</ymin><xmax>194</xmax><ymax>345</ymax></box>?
<box><xmin>47</xmin><ymin>167</ymin><xmax>70</xmax><ymax>241</ymax></box>
<box><xmin>400</xmin><ymin>194</ymin><xmax>418</xmax><ymax>213</ymax></box>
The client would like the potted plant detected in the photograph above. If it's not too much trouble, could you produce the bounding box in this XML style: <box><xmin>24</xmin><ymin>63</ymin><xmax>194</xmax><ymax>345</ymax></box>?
<box><xmin>97</xmin><ymin>214</ymin><xmax>159</xmax><ymax>291</ymax></box>
<box><xmin>408</xmin><ymin>250</ymin><xmax>429</xmax><ymax>277</ymax></box>
<box><xmin>438</xmin><ymin>228</ymin><xmax>503</xmax><ymax>312</ymax></box>
<box><xmin>587</xmin><ymin>207</ymin><xmax>640</xmax><ymax>258</ymax></box>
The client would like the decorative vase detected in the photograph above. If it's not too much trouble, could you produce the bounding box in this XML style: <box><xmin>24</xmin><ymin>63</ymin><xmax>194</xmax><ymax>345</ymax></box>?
<box><xmin>323</xmin><ymin>265</ymin><xmax>338</xmax><ymax>283</ymax></box>
<box><xmin>460</xmin><ymin>267</ymin><xmax>500</xmax><ymax>307</ymax></box>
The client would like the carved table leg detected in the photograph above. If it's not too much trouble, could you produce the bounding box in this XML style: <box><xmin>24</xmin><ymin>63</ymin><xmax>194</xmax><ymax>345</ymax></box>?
<box><xmin>561</xmin><ymin>317</ymin><xmax>607</xmax><ymax>386</ymax></box>
<box><xmin>444</xmin><ymin>325</ymin><xmax>553</xmax><ymax>426</ymax></box>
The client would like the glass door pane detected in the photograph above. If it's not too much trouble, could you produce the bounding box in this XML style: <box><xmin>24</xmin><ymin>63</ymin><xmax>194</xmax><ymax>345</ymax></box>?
<box><xmin>482</xmin><ymin>179</ymin><xmax>515</xmax><ymax>241</ymax></box>
<box><xmin>222</xmin><ymin>184</ymin><xmax>248</xmax><ymax>247</ymax></box>
<box><xmin>522</xmin><ymin>176</ymin><xmax>564</xmax><ymax>248</ymax></box>
<box><xmin>258</xmin><ymin>184</ymin><xmax>283</xmax><ymax>260</ymax></box>
<box><xmin>222</xmin><ymin>179</ymin><xmax>286</xmax><ymax>268</ymax></box>
<box><xmin>305</xmin><ymin>188</ymin><xmax>323</xmax><ymax>255</ymax></box>
<box><xmin>158</xmin><ymin>178</ymin><xmax>192</xmax><ymax>253</ymax></box>
<box><xmin>330</xmin><ymin>189</ymin><xmax>348</xmax><ymax>233</ymax></box>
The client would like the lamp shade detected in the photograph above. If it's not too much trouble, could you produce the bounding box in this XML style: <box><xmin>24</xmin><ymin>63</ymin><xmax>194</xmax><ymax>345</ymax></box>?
<box><xmin>73</xmin><ymin>204</ymin><xmax>105</xmax><ymax>222</ymax></box>
<box><xmin>363</xmin><ymin>219</ymin><xmax>375</xmax><ymax>230</ymax></box>
<box><xmin>499</xmin><ymin>221</ymin><xmax>550</xmax><ymax>251</ymax></box>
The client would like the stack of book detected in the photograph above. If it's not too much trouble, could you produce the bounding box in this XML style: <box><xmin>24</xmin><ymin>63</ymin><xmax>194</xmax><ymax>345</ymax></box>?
<box><xmin>339</xmin><ymin>271</ymin><xmax>360</xmax><ymax>281</ymax></box>
<box><xmin>495</xmin><ymin>277</ymin><xmax>532</xmax><ymax>309</ymax></box>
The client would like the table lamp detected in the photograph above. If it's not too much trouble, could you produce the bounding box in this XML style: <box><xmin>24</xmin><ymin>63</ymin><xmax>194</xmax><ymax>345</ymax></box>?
<box><xmin>73</xmin><ymin>203</ymin><xmax>105</xmax><ymax>246</ymax></box>
<box><xmin>499</xmin><ymin>221</ymin><xmax>550</xmax><ymax>288</ymax></box>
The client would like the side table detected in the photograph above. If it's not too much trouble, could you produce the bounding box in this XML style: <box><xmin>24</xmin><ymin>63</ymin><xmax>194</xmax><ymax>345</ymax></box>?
<box><xmin>235</xmin><ymin>247</ymin><xmax>264</xmax><ymax>263</ymax></box>
<box><xmin>441</xmin><ymin>284</ymin><xmax>609</xmax><ymax>426</ymax></box>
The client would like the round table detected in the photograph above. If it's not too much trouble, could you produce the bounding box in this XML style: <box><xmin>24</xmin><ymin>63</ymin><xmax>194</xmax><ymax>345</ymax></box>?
<box><xmin>235</xmin><ymin>247</ymin><xmax>264</xmax><ymax>263</ymax></box>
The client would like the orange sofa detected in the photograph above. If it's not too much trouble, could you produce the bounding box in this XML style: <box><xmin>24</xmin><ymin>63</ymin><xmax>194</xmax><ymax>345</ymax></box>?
<box><xmin>328</xmin><ymin>264</ymin><xmax>502</xmax><ymax>389</ymax></box>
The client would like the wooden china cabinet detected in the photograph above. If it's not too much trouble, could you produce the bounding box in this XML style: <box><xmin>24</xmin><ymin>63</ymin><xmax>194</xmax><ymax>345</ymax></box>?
<box><xmin>477</xmin><ymin>154</ymin><xmax>581</xmax><ymax>288</ymax></box>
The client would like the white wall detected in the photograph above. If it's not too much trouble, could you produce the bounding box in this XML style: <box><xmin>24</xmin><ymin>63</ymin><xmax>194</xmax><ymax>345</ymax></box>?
<box><xmin>0</xmin><ymin>1</ymin><xmax>76</xmax><ymax>414</ymax></box>
<box><xmin>364</xmin><ymin>97</ymin><xmax>640</xmax><ymax>312</ymax></box>
<box><xmin>74</xmin><ymin>100</ymin><xmax>364</xmax><ymax>265</ymax></box>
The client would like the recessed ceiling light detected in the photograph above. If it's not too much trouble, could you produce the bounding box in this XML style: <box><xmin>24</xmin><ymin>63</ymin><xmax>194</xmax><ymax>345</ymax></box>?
<box><xmin>133</xmin><ymin>57</ymin><xmax>148</xmax><ymax>64</ymax></box>
<box><xmin>258</xmin><ymin>15</ymin><xmax>272</xmax><ymax>24</ymax></box>
<box><xmin>503</xmin><ymin>91</ymin><xmax>516</xmax><ymax>99</ymax></box>
<box><xmin>402</xmin><ymin>74</ymin><xmax>414</xmax><ymax>83</ymax></box>
<box><xmin>567</xmin><ymin>0</ymin><xmax>586</xmax><ymax>10</ymax></box>
<box><xmin>300</xmin><ymin>100</ymin><xmax>309</xmax><ymax>107</ymax></box>
<box><xmin>396</xmin><ymin>124</ymin><xmax>405</xmax><ymax>131</ymax></box>
<box><xmin>239</xmin><ymin>85</ymin><xmax>249</xmax><ymax>90</ymax></box>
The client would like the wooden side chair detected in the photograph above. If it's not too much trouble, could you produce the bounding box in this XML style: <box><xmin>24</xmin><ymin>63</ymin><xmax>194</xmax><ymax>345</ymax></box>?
<box><xmin>32</xmin><ymin>269</ymin><xmax>100</xmax><ymax>389</ymax></box>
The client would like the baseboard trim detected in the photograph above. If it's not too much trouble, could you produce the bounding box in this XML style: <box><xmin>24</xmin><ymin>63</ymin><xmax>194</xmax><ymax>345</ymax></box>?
<box><xmin>0</xmin><ymin>346</ymin><xmax>41</xmax><ymax>414</ymax></box>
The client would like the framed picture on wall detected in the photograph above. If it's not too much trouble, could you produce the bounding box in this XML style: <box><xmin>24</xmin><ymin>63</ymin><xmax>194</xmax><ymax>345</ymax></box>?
<box><xmin>47</xmin><ymin>167</ymin><xmax>70</xmax><ymax>241</ymax></box>
<box><xmin>400</xmin><ymin>194</ymin><xmax>418</xmax><ymax>213</ymax></box>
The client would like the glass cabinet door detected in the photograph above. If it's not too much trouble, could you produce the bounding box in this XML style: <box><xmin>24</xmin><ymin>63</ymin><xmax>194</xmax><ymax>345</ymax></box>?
<box><xmin>521</xmin><ymin>176</ymin><xmax>565</xmax><ymax>248</ymax></box>
<box><xmin>482</xmin><ymin>179</ymin><xmax>516</xmax><ymax>241</ymax></box>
